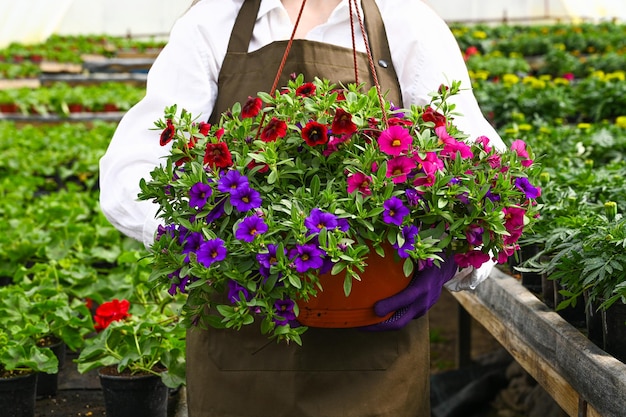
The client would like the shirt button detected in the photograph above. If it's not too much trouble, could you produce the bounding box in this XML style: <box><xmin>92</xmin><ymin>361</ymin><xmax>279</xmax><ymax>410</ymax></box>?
<box><xmin>378</xmin><ymin>59</ymin><xmax>389</xmax><ymax>68</ymax></box>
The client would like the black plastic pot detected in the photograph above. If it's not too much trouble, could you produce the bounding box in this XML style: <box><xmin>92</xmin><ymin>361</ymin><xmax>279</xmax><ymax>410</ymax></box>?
<box><xmin>98</xmin><ymin>367</ymin><xmax>168</xmax><ymax>417</ymax></box>
<box><xmin>583</xmin><ymin>291</ymin><xmax>604</xmax><ymax>349</ymax></box>
<box><xmin>0</xmin><ymin>372</ymin><xmax>38</xmax><ymax>417</ymax></box>
<box><xmin>601</xmin><ymin>301</ymin><xmax>626</xmax><ymax>364</ymax></box>
<box><xmin>36</xmin><ymin>340</ymin><xmax>66</xmax><ymax>397</ymax></box>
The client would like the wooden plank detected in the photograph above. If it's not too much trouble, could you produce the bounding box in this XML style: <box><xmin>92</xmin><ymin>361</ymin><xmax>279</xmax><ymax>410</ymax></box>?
<box><xmin>450</xmin><ymin>268</ymin><xmax>626</xmax><ymax>417</ymax></box>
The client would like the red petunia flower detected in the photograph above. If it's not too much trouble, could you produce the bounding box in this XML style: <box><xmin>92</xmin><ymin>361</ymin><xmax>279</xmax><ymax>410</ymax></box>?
<box><xmin>296</xmin><ymin>82</ymin><xmax>316</xmax><ymax>97</ymax></box>
<box><xmin>302</xmin><ymin>121</ymin><xmax>329</xmax><ymax>146</ymax></box>
<box><xmin>94</xmin><ymin>299</ymin><xmax>130</xmax><ymax>332</ymax></box>
<box><xmin>331</xmin><ymin>108</ymin><xmax>357</xmax><ymax>136</ymax></box>
<box><xmin>160</xmin><ymin>119</ymin><xmax>175</xmax><ymax>146</ymax></box>
<box><xmin>198</xmin><ymin>122</ymin><xmax>211</xmax><ymax>136</ymax></box>
<box><xmin>204</xmin><ymin>142</ymin><xmax>233</xmax><ymax>168</ymax></box>
<box><xmin>241</xmin><ymin>96</ymin><xmax>262</xmax><ymax>119</ymax></box>
<box><xmin>260</xmin><ymin>118</ymin><xmax>287</xmax><ymax>142</ymax></box>
<box><xmin>421</xmin><ymin>107</ymin><xmax>446</xmax><ymax>128</ymax></box>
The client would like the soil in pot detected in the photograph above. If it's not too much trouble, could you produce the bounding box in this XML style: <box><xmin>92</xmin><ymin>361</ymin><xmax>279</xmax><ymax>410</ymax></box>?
<box><xmin>98</xmin><ymin>366</ymin><xmax>169</xmax><ymax>417</ymax></box>
<box><xmin>0</xmin><ymin>371</ymin><xmax>38</xmax><ymax>417</ymax></box>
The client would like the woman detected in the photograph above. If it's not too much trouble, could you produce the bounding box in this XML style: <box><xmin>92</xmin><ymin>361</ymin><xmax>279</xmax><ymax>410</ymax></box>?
<box><xmin>99</xmin><ymin>1</ymin><xmax>503</xmax><ymax>416</ymax></box>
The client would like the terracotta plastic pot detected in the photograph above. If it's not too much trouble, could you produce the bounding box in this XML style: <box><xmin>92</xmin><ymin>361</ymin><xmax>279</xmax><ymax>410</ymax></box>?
<box><xmin>298</xmin><ymin>243</ymin><xmax>410</xmax><ymax>328</ymax></box>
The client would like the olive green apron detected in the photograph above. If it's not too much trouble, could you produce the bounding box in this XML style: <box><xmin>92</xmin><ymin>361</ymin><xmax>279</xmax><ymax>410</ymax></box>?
<box><xmin>188</xmin><ymin>1</ymin><xmax>430</xmax><ymax>416</ymax></box>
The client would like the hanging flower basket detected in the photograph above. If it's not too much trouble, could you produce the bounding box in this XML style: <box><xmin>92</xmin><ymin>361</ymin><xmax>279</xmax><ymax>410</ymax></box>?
<box><xmin>139</xmin><ymin>75</ymin><xmax>541</xmax><ymax>344</ymax></box>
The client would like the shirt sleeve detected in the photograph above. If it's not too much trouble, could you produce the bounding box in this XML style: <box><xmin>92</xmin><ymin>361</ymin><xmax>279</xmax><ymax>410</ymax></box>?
<box><xmin>383</xmin><ymin>0</ymin><xmax>505</xmax><ymax>151</ymax></box>
<box><xmin>98</xmin><ymin>5</ymin><xmax>223</xmax><ymax>248</ymax></box>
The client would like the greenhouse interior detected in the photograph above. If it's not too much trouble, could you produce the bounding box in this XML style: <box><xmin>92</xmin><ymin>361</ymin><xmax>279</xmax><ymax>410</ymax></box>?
<box><xmin>1</xmin><ymin>1</ymin><xmax>626</xmax><ymax>416</ymax></box>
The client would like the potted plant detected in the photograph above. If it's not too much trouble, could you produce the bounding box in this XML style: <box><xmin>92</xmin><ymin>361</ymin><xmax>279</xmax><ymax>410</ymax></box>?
<box><xmin>0</xmin><ymin>285</ymin><xmax>64</xmax><ymax>417</ymax></box>
<box><xmin>76</xmin><ymin>293</ymin><xmax>186</xmax><ymax>417</ymax></box>
<box><xmin>0</xmin><ymin>278</ymin><xmax>94</xmax><ymax>398</ymax></box>
<box><xmin>138</xmin><ymin>75</ymin><xmax>541</xmax><ymax>345</ymax></box>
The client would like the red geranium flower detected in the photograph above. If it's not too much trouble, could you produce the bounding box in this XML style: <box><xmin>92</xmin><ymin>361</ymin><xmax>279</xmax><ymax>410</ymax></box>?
<box><xmin>241</xmin><ymin>96</ymin><xmax>262</xmax><ymax>119</ymax></box>
<box><xmin>160</xmin><ymin>119</ymin><xmax>175</xmax><ymax>146</ymax></box>
<box><xmin>204</xmin><ymin>142</ymin><xmax>233</xmax><ymax>168</ymax></box>
<box><xmin>260</xmin><ymin>117</ymin><xmax>287</xmax><ymax>142</ymax></box>
<box><xmin>331</xmin><ymin>108</ymin><xmax>357</xmax><ymax>136</ymax></box>
<box><xmin>94</xmin><ymin>299</ymin><xmax>130</xmax><ymax>332</ymax></box>
<box><xmin>302</xmin><ymin>121</ymin><xmax>329</xmax><ymax>146</ymax></box>
<box><xmin>295</xmin><ymin>82</ymin><xmax>316</xmax><ymax>97</ymax></box>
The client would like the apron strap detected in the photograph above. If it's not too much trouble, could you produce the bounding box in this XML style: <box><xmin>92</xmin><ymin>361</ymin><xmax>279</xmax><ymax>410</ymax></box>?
<box><xmin>361</xmin><ymin>0</ymin><xmax>395</xmax><ymax>79</ymax></box>
<box><xmin>226</xmin><ymin>0</ymin><xmax>262</xmax><ymax>53</ymax></box>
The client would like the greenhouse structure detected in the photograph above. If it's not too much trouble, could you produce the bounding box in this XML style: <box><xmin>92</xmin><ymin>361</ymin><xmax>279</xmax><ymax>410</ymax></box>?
<box><xmin>1</xmin><ymin>1</ymin><xmax>626</xmax><ymax>417</ymax></box>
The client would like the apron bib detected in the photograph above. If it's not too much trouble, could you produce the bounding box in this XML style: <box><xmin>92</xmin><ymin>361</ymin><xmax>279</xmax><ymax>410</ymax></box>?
<box><xmin>189</xmin><ymin>1</ymin><xmax>429</xmax><ymax>416</ymax></box>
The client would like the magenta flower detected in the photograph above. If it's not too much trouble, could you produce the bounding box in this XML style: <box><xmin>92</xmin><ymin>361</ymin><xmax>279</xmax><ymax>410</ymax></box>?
<box><xmin>347</xmin><ymin>172</ymin><xmax>372</xmax><ymax>195</ymax></box>
<box><xmin>197</xmin><ymin>238</ymin><xmax>227</xmax><ymax>267</ymax></box>
<box><xmin>414</xmin><ymin>152</ymin><xmax>444</xmax><ymax>176</ymax></box>
<box><xmin>189</xmin><ymin>182</ymin><xmax>213</xmax><ymax>210</ymax></box>
<box><xmin>377</xmin><ymin>125</ymin><xmax>412</xmax><ymax>156</ymax></box>
<box><xmin>382</xmin><ymin>196</ymin><xmax>409</xmax><ymax>226</ymax></box>
<box><xmin>475</xmin><ymin>135</ymin><xmax>492</xmax><ymax>153</ymax></box>
<box><xmin>510</xmin><ymin>140</ymin><xmax>529</xmax><ymax>158</ymax></box>
<box><xmin>386</xmin><ymin>156</ymin><xmax>416</xmax><ymax>184</ymax></box>
<box><xmin>454</xmin><ymin>250</ymin><xmax>491</xmax><ymax>269</ymax></box>
<box><xmin>235</xmin><ymin>216</ymin><xmax>268</xmax><ymax>242</ymax></box>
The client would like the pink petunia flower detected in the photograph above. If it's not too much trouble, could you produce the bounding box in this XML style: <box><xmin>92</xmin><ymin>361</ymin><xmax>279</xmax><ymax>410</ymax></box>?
<box><xmin>386</xmin><ymin>156</ymin><xmax>416</xmax><ymax>184</ymax></box>
<box><xmin>377</xmin><ymin>125</ymin><xmax>412</xmax><ymax>156</ymax></box>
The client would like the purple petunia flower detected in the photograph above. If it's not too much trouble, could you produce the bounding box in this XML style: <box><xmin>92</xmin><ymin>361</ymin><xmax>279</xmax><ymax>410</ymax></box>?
<box><xmin>257</xmin><ymin>244</ymin><xmax>284</xmax><ymax>277</ymax></box>
<box><xmin>230</xmin><ymin>187</ymin><xmax>262</xmax><ymax>212</ymax></box>
<box><xmin>189</xmin><ymin>182</ymin><xmax>213</xmax><ymax>210</ymax></box>
<box><xmin>514</xmin><ymin>177</ymin><xmax>541</xmax><ymax>199</ymax></box>
<box><xmin>466</xmin><ymin>224</ymin><xmax>484</xmax><ymax>246</ymax></box>
<box><xmin>290</xmin><ymin>243</ymin><xmax>325</xmax><ymax>273</ymax></box>
<box><xmin>405</xmin><ymin>189</ymin><xmax>422</xmax><ymax>207</ymax></box>
<box><xmin>393</xmin><ymin>224</ymin><xmax>420</xmax><ymax>258</ymax></box>
<box><xmin>273</xmin><ymin>298</ymin><xmax>296</xmax><ymax>326</ymax></box>
<box><xmin>304</xmin><ymin>208</ymin><xmax>338</xmax><ymax>234</ymax></box>
<box><xmin>197</xmin><ymin>238</ymin><xmax>227</xmax><ymax>267</ymax></box>
<box><xmin>217</xmin><ymin>170</ymin><xmax>249</xmax><ymax>194</ymax></box>
<box><xmin>227</xmin><ymin>279</ymin><xmax>251</xmax><ymax>303</ymax></box>
<box><xmin>235</xmin><ymin>216</ymin><xmax>268</xmax><ymax>242</ymax></box>
<box><xmin>382</xmin><ymin>196</ymin><xmax>410</xmax><ymax>226</ymax></box>
<box><xmin>206</xmin><ymin>199</ymin><xmax>226</xmax><ymax>224</ymax></box>
<box><xmin>182</xmin><ymin>231</ymin><xmax>204</xmax><ymax>262</ymax></box>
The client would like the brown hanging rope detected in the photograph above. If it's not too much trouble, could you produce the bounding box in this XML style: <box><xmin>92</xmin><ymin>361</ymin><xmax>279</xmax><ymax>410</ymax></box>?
<box><xmin>351</xmin><ymin>0</ymin><xmax>388</xmax><ymax>127</ymax></box>
<box><xmin>257</xmin><ymin>0</ymin><xmax>388</xmax><ymax>139</ymax></box>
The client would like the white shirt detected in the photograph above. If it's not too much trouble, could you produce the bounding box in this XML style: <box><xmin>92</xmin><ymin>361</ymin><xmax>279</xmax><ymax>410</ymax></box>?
<box><xmin>99</xmin><ymin>0</ymin><xmax>503</xmax><ymax>292</ymax></box>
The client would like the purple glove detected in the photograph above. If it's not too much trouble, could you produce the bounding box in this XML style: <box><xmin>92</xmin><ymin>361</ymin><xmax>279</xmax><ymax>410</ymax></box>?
<box><xmin>360</xmin><ymin>255</ymin><xmax>458</xmax><ymax>331</ymax></box>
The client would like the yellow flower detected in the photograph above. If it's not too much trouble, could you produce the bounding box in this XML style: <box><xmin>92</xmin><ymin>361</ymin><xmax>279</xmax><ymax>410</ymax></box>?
<box><xmin>554</xmin><ymin>77</ymin><xmax>570</xmax><ymax>86</ymax></box>
<box><xmin>539</xmin><ymin>126</ymin><xmax>553</xmax><ymax>134</ymax></box>
<box><xmin>472</xmin><ymin>30</ymin><xmax>487</xmax><ymax>39</ymax></box>
<box><xmin>577</xmin><ymin>123</ymin><xmax>592</xmax><ymax>130</ymax></box>
<box><xmin>605</xmin><ymin>71</ymin><xmax>625</xmax><ymax>82</ymax></box>
<box><xmin>518</xmin><ymin>124</ymin><xmax>532</xmax><ymax>131</ymax></box>
<box><xmin>469</xmin><ymin>70</ymin><xmax>489</xmax><ymax>81</ymax></box>
<box><xmin>502</xmin><ymin>73</ymin><xmax>520</xmax><ymax>85</ymax></box>
<box><xmin>616</xmin><ymin>116</ymin><xmax>626</xmax><ymax>128</ymax></box>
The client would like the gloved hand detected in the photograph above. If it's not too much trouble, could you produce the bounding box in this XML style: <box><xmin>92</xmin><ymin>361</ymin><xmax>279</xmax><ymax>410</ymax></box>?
<box><xmin>360</xmin><ymin>254</ymin><xmax>458</xmax><ymax>331</ymax></box>
<box><xmin>445</xmin><ymin>258</ymin><xmax>496</xmax><ymax>292</ymax></box>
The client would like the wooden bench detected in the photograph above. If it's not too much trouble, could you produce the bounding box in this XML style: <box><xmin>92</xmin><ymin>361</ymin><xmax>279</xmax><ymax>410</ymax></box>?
<box><xmin>451</xmin><ymin>268</ymin><xmax>626</xmax><ymax>417</ymax></box>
